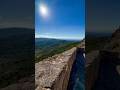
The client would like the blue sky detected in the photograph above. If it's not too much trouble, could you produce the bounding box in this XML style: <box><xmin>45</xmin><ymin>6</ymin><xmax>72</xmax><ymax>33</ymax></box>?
<box><xmin>0</xmin><ymin>0</ymin><xmax>34</xmax><ymax>28</ymax></box>
<box><xmin>87</xmin><ymin>0</ymin><xmax>120</xmax><ymax>33</ymax></box>
<box><xmin>35</xmin><ymin>0</ymin><xmax>85</xmax><ymax>40</ymax></box>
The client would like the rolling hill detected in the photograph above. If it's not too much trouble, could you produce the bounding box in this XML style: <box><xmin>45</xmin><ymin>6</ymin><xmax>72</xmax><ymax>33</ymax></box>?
<box><xmin>35</xmin><ymin>38</ymin><xmax>81</xmax><ymax>62</ymax></box>
<box><xmin>0</xmin><ymin>28</ymin><xmax>34</xmax><ymax>88</ymax></box>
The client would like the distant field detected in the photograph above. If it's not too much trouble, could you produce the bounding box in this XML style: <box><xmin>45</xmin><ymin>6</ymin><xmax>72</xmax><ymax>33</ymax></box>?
<box><xmin>0</xmin><ymin>28</ymin><xmax>34</xmax><ymax>88</ymax></box>
<box><xmin>35</xmin><ymin>38</ymin><xmax>80</xmax><ymax>62</ymax></box>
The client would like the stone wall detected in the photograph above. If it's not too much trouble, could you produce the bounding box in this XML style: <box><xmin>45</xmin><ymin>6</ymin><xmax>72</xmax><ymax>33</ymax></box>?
<box><xmin>86</xmin><ymin>50</ymin><xmax>120</xmax><ymax>90</ymax></box>
<box><xmin>93</xmin><ymin>50</ymin><xmax>120</xmax><ymax>90</ymax></box>
<box><xmin>35</xmin><ymin>47</ymin><xmax>77</xmax><ymax>90</ymax></box>
<box><xmin>86</xmin><ymin>51</ymin><xmax>100</xmax><ymax>90</ymax></box>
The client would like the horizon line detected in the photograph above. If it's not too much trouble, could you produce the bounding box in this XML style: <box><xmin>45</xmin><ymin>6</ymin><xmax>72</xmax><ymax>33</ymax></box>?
<box><xmin>35</xmin><ymin>36</ymin><xmax>84</xmax><ymax>41</ymax></box>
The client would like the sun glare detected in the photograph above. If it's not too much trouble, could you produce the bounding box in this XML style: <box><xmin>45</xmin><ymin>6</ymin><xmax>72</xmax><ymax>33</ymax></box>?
<box><xmin>39</xmin><ymin>4</ymin><xmax>49</xmax><ymax>18</ymax></box>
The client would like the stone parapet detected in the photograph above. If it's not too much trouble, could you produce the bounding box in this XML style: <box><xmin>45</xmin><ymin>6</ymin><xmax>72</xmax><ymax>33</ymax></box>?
<box><xmin>35</xmin><ymin>47</ymin><xmax>77</xmax><ymax>90</ymax></box>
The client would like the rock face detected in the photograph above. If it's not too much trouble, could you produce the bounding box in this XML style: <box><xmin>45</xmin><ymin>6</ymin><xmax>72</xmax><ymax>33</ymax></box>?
<box><xmin>86</xmin><ymin>51</ymin><xmax>100</xmax><ymax>90</ymax></box>
<box><xmin>93</xmin><ymin>51</ymin><xmax>120</xmax><ymax>90</ymax></box>
<box><xmin>35</xmin><ymin>48</ymin><xmax>77</xmax><ymax>90</ymax></box>
<box><xmin>104</xmin><ymin>27</ymin><xmax>120</xmax><ymax>52</ymax></box>
<box><xmin>86</xmin><ymin>27</ymin><xmax>120</xmax><ymax>90</ymax></box>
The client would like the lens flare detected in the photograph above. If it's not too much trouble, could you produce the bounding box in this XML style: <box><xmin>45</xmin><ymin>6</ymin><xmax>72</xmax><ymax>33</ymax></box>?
<box><xmin>39</xmin><ymin>4</ymin><xmax>48</xmax><ymax>18</ymax></box>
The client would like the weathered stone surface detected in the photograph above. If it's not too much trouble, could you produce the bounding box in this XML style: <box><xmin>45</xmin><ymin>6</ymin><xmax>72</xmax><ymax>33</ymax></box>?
<box><xmin>35</xmin><ymin>47</ymin><xmax>77</xmax><ymax>90</ymax></box>
<box><xmin>86</xmin><ymin>50</ymin><xmax>99</xmax><ymax>67</ymax></box>
<box><xmin>116</xmin><ymin>65</ymin><xmax>120</xmax><ymax>75</ymax></box>
<box><xmin>78</xmin><ymin>39</ymin><xmax>85</xmax><ymax>49</ymax></box>
<box><xmin>86</xmin><ymin>51</ymin><xmax>100</xmax><ymax>90</ymax></box>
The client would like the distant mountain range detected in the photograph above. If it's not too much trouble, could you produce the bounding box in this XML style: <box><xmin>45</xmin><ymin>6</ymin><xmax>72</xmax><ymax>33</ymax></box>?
<box><xmin>35</xmin><ymin>38</ymin><xmax>81</xmax><ymax>62</ymax></box>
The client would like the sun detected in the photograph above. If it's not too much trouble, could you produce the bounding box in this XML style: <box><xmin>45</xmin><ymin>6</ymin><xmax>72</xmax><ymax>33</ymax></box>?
<box><xmin>39</xmin><ymin>4</ymin><xmax>49</xmax><ymax>18</ymax></box>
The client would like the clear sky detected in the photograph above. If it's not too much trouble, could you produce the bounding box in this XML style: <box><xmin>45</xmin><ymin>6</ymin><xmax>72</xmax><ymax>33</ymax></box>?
<box><xmin>0</xmin><ymin>0</ymin><xmax>34</xmax><ymax>28</ymax></box>
<box><xmin>87</xmin><ymin>0</ymin><xmax>120</xmax><ymax>33</ymax></box>
<box><xmin>35</xmin><ymin>0</ymin><xmax>85</xmax><ymax>40</ymax></box>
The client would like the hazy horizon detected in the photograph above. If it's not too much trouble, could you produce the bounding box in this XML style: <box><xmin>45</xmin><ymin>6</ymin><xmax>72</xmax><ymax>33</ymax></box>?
<box><xmin>35</xmin><ymin>35</ymin><xmax>84</xmax><ymax>41</ymax></box>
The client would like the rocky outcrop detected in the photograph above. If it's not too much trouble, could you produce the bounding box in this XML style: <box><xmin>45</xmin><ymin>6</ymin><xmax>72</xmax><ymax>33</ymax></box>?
<box><xmin>86</xmin><ymin>27</ymin><xmax>120</xmax><ymax>90</ymax></box>
<box><xmin>104</xmin><ymin>27</ymin><xmax>120</xmax><ymax>52</ymax></box>
<box><xmin>35</xmin><ymin>48</ymin><xmax>77</xmax><ymax>90</ymax></box>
